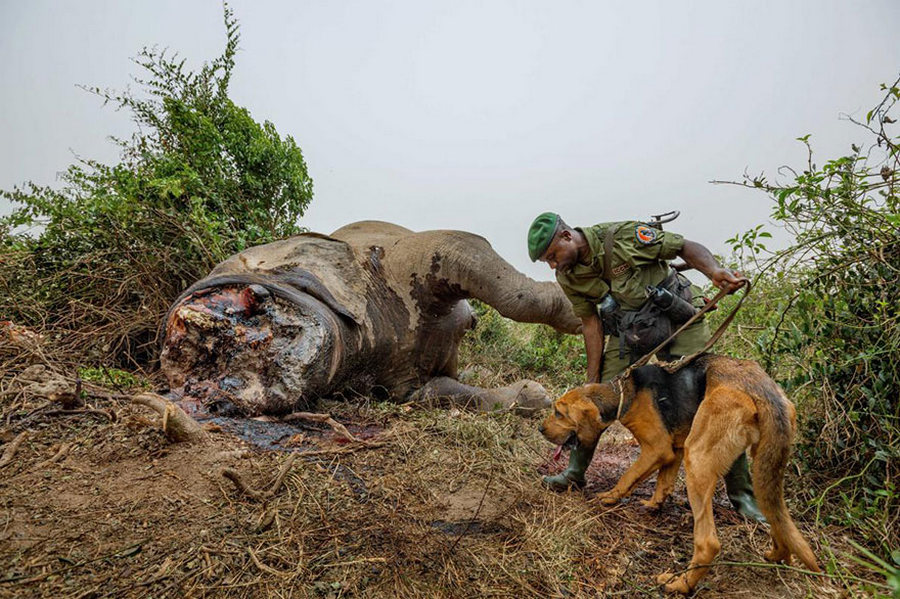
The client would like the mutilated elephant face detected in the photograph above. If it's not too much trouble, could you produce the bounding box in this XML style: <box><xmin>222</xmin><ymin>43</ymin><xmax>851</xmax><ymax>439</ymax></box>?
<box><xmin>161</xmin><ymin>283</ymin><xmax>350</xmax><ymax>416</ymax></box>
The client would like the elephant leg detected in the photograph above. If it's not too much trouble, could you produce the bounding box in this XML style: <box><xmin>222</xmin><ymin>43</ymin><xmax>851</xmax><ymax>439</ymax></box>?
<box><xmin>410</xmin><ymin>377</ymin><xmax>550</xmax><ymax>414</ymax></box>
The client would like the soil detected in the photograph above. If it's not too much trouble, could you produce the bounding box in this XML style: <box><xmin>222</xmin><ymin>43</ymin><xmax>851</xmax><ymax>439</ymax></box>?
<box><xmin>0</xmin><ymin>396</ymin><xmax>865</xmax><ymax>598</ymax></box>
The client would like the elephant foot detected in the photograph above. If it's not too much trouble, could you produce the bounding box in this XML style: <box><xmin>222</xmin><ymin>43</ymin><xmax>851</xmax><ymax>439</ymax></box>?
<box><xmin>486</xmin><ymin>380</ymin><xmax>551</xmax><ymax>414</ymax></box>
<box><xmin>411</xmin><ymin>377</ymin><xmax>550</xmax><ymax>415</ymax></box>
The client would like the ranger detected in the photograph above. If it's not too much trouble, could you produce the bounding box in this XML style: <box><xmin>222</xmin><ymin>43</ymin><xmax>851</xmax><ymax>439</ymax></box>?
<box><xmin>527</xmin><ymin>212</ymin><xmax>764</xmax><ymax>522</ymax></box>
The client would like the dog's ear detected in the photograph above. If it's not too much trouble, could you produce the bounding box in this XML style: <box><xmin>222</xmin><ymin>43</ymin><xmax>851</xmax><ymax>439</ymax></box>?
<box><xmin>570</xmin><ymin>393</ymin><xmax>603</xmax><ymax>447</ymax></box>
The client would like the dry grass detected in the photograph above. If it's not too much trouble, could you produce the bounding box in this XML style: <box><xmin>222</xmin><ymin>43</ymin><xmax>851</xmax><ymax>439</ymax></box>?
<box><xmin>1</xmin><ymin>322</ymin><xmax>892</xmax><ymax>598</ymax></box>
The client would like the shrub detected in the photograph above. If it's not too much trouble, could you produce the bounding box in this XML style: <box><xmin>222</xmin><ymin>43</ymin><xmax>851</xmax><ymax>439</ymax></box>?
<box><xmin>0</xmin><ymin>5</ymin><xmax>313</xmax><ymax>368</ymax></box>
<box><xmin>722</xmin><ymin>78</ymin><xmax>899</xmax><ymax>553</ymax></box>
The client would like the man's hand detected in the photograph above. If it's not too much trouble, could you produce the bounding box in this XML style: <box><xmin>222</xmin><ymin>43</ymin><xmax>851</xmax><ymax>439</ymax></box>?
<box><xmin>709</xmin><ymin>267</ymin><xmax>746</xmax><ymax>294</ymax></box>
<box><xmin>679</xmin><ymin>241</ymin><xmax>747</xmax><ymax>294</ymax></box>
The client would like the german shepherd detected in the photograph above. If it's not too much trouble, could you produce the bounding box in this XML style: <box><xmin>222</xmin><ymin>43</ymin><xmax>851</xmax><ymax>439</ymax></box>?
<box><xmin>539</xmin><ymin>353</ymin><xmax>819</xmax><ymax>594</ymax></box>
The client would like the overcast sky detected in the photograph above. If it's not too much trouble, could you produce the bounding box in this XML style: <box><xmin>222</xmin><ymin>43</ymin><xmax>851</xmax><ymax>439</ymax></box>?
<box><xmin>2</xmin><ymin>1</ymin><xmax>898</xmax><ymax>281</ymax></box>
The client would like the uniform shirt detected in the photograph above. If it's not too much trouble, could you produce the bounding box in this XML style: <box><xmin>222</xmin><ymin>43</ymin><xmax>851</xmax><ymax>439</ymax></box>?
<box><xmin>556</xmin><ymin>221</ymin><xmax>685</xmax><ymax>318</ymax></box>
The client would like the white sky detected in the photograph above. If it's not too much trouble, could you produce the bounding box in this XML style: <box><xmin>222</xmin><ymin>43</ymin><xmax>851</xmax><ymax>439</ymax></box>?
<box><xmin>2</xmin><ymin>1</ymin><xmax>898</xmax><ymax>282</ymax></box>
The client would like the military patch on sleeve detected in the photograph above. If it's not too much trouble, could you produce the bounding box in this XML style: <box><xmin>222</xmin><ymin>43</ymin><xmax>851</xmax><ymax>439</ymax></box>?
<box><xmin>634</xmin><ymin>224</ymin><xmax>658</xmax><ymax>245</ymax></box>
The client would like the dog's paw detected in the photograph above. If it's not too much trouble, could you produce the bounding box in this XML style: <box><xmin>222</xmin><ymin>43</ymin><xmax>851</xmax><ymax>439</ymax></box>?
<box><xmin>764</xmin><ymin>548</ymin><xmax>791</xmax><ymax>564</ymax></box>
<box><xmin>640</xmin><ymin>498</ymin><xmax>663</xmax><ymax>510</ymax></box>
<box><xmin>596</xmin><ymin>491</ymin><xmax>620</xmax><ymax>505</ymax></box>
<box><xmin>656</xmin><ymin>572</ymin><xmax>691</xmax><ymax>594</ymax></box>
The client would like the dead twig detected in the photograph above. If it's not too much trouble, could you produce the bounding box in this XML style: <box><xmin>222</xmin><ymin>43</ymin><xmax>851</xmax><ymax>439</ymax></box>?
<box><xmin>321</xmin><ymin>556</ymin><xmax>387</xmax><ymax>568</ymax></box>
<box><xmin>221</xmin><ymin>454</ymin><xmax>298</xmax><ymax>502</ymax></box>
<box><xmin>254</xmin><ymin>507</ymin><xmax>277</xmax><ymax>533</ymax></box>
<box><xmin>81</xmin><ymin>383</ymin><xmax>130</xmax><ymax>401</ymax></box>
<box><xmin>248</xmin><ymin>547</ymin><xmax>291</xmax><ymax>577</ymax></box>
<box><xmin>267</xmin><ymin>454</ymin><xmax>299</xmax><ymax>496</ymax></box>
<box><xmin>42</xmin><ymin>408</ymin><xmax>116</xmax><ymax>422</ymax></box>
<box><xmin>0</xmin><ymin>432</ymin><xmax>28</xmax><ymax>469</ymax></box>
<box><xmin>220</xmin><ymin>468</ymin><xmax>268</xmax><ymax>501</ymax></box>
<box><xmin>34</xmin><ymin>442</ymin><xmax>72</xmax><ymax>469</ymax></box>
<box><xmin>281</xmin><ymin>411</ymin><xmax>364</xmax><ymax>444</ymax></box>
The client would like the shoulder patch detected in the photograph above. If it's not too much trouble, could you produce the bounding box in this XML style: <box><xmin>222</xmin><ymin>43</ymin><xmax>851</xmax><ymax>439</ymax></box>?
<box><xmin>634</xmin><ymin>224</ymin><xmax>658</xmax><ymax>245</ymax></box>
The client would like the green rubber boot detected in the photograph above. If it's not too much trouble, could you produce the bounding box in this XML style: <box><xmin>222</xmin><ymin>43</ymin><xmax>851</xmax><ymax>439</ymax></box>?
<box><xmin>542</xmin><ymin>444</ymin><xmax>596</xmax><ymax>491</ymax></box>
<box><xmin>724</xmin><ymin>453</ymin><xmax>767</xmax><ymax>523</ymax></box>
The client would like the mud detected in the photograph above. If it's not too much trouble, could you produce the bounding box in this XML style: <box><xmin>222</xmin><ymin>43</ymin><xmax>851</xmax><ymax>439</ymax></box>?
<box><xmin>199</xmin><ymin>416</ymin><xmax>384</xmax><ymax>453</ymax></box>
<box><xmin>408</xmin><ymin>253</ymin><xmax>475</xmax><ymax>379</ymax></box>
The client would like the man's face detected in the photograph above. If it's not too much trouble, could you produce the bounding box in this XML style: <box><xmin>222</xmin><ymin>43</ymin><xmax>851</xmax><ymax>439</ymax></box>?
<box><xmin>540</xmin><ymin>230</ymin><xmax>579</xmax><ymax>274</ymax></box>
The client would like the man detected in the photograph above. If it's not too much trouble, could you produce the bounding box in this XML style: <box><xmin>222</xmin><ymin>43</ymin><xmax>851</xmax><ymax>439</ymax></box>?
<box><xmin>527</xmin><ymin>212</ymin><xmax>764</xmax><ymax>522</ymax></box>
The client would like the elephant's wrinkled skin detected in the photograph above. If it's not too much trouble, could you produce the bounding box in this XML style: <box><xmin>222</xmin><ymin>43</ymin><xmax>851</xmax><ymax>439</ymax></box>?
<box><xmin>160</xmin><ymin>221</ymin><xmax>580</xmax><ymax>416</ymax></box>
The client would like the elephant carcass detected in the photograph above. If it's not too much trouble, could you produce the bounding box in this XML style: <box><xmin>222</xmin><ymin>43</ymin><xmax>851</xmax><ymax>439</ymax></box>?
<box><xmin>160</xmin><ymin>221</ymin><xmax>580</xmax><ymax>416</ymax></box>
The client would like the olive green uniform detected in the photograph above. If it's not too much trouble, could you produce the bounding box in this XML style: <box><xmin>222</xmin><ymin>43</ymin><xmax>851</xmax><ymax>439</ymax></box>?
<box><xmin>543</xmin><ymin>220</ymin><xmax>764</xmax><ymax>521</ymax></box>
<box><xmin>556</xmin><ymin>221</ymin><xmax>709</xmax><ymax>380</ymax></box>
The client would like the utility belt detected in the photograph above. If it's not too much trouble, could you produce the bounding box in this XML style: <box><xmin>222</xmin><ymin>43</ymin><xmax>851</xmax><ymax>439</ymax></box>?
<box><xmin>597</xmin><ymin>269</ymin><xmax>700</xmax><ymax>361</ymax></box>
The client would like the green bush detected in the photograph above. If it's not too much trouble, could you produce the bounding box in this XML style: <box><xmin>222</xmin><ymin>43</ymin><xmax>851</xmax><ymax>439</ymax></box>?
<box><xmin>722</xmin><ymin>78</ymin><xmax>899</xmax><ymax>555</ymax></box>
<box><xmin>0</xmin><ymin>5</ymin><xmax>313</xmax><ymax>367</ymax></box>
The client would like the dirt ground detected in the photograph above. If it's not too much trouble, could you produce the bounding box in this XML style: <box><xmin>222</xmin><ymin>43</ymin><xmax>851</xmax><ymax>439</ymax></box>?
<box><xmin>0</xmin><ymin>389</ymin><xmax>876</xmax><ymax>598</ymax></box>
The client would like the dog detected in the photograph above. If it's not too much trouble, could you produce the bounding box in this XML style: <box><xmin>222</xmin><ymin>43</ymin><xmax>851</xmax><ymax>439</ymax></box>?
<box><xmin>539</xmin><ymin>353</ymin><xmax>819</xmax><ymax>594</ymax></box>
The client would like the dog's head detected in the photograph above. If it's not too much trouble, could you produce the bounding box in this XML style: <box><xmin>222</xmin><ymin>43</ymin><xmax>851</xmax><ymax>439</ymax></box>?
<box><xmin>539</xmin><ymin>385</ymin><xmax>613</xmax><ymax>451</ymax></box>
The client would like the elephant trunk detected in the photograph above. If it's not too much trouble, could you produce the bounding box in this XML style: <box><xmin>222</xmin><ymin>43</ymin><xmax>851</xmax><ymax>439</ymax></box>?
<box><xmin>389</xmin><ymin>230</ymin><xmax>580</xmax><ymax>334</ymax></box>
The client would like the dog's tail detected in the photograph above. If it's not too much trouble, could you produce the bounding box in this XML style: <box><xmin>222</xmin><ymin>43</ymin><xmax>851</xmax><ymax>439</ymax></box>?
<box><xmin>750</xmin><ymin>370</ymin><xmax>820</xmax><ymax>572</ymax></box>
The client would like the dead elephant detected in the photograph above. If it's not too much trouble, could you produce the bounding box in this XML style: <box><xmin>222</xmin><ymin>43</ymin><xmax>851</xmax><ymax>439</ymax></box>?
<box><xmin>161</xmin><ymin>221</ymin><xmax>580</xmax><ymax>416</ymax></box>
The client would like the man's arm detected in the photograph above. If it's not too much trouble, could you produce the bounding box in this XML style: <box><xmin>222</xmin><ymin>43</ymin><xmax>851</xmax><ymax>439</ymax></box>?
<box><xmin>678</xmin><ymin>240</ymin><xmax>744</xmax><ymax>292</ymax></box>
<box><xmin>582</xmin><ymin>313</ymin><xmax>605</xmax><ymax>384</ymax></box>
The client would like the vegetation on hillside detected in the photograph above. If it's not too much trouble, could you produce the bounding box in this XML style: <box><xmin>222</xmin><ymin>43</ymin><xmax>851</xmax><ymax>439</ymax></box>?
<box><xmin>0</xmin><ymin>5</ymin><xmax>313</xmax><ymax>368</ymax></box>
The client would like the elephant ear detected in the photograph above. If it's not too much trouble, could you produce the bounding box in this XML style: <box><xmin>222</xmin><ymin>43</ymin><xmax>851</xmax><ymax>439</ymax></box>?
<box><xmin>269</xmin><ymin>268</ymin><xmax>358</xmax><ymax>323</ymax></box>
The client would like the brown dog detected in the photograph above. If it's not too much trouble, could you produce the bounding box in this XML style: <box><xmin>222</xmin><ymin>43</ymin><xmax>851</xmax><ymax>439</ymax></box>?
<box><xmin>539</xmin><ymin>354</ymin><xmax>819</xmax><ymax>594</ymax></box>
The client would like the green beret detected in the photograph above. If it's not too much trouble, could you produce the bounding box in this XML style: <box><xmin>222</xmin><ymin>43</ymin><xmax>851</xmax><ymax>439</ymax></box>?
<box><xmin>527</xmin><ymin>212</ymin><xmax>560</xmax><ymax>261</ymax></box>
